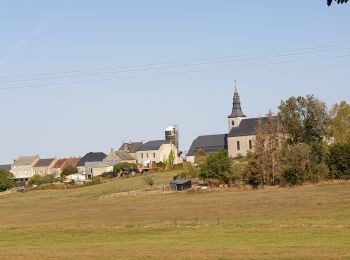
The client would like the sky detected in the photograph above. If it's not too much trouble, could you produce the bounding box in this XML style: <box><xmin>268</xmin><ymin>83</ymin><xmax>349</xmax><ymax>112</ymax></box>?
<box><xmin>0</xmin><ymin>1</ymin><xmax>349</xmax><ymax>164</ymax></box>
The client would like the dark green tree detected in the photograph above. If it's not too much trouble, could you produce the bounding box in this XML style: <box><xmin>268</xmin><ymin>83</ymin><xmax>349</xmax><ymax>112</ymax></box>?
<box><xmin>199</xmin><ymin>149</ymin><xmax>231</xmax><ymax>181</ymax></box>
<box><xmin>113</xmin><ymin>162</ymin><xmax>137</xmax><ymax>173</ymax></box>
<box><xmin>0</xmin><ymin>169</ymin><xmax>14</xmax><ymax>191</ymax></box>
<box><xmin>279</xmin><ymin>95</ymin><xmax>330</xmax><ymax>145</ymax></box>
<box><xmin>61</xmin><ymin>165</ymin><xmax>78</xmax><ymax>177</ymax></box>
<box><xmin>328</xmin><ymin>142</ymin><xmax>350</xmax><ymax>179</ymax></box>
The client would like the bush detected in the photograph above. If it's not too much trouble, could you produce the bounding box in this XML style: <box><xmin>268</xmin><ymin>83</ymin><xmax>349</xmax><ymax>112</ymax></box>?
<box><xmin>114</xmin><ymin>162</ymin><xmax>137</xmax><ymax>173</ymax></box>
<box><xmin>0</xmin><ymin>169</ymin><xmax>14</xmax><ymax>191</ymax></box>
<box><xmin>199</xmin><ymin>149</ymin><xmax>231</xmax><ymax>182</ymax></box>
<box><xmin>101</xmin><ymin>172</ymin><xmax>116</xmax><ymax>178</ymax></box>
<box><xmin>308</xmin><ymin>163</ymin><xmax>330</xmax><ymax>183</ymax></box>
<box><xmin>328</xmin><ymin>142</ymin><xmax>350</xmax><ymax>179</ymax></box>
<box><xmin>280</xmin><ymin>168</ymin><xmax>304</xmax><ymax>186</ymax></box>
<box><xmin>181</xmin><ymin>162</ymin><xmax>199</xmax><ymax>178</ymax></box>
<box><xmin>61</xmin><ymin>166</ymin><xmax>78</xmax><ymax>177</ymax></box>
<box><xmin>28</xmin><ymin>174</ymin><xmax>59</xmax><ymax>186</ymax></box>
<box><xmin>144</xmin><ymin>175</ymin><xmax>154</xmax><ymax>188</ymax></box>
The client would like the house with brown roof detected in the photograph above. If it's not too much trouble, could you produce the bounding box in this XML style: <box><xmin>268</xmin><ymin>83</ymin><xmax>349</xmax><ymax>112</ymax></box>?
<box><xmin>10</xmin><ymin>155</ymin><xmax>40</xmax><ymax>181</ymax></box>
<box><xmin>52</xmin><ymin>157</ymin><xmax>80</xmax><ymax>177</ymax></box>
<box><xmin>33</xmin><ymin>158</ymin><xmax>57</xmax><ymax>176</ymax></box>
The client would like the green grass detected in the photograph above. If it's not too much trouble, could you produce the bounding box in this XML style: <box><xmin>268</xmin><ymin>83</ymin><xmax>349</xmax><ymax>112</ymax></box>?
<box><xmin>0</xmin><ymin>173</ymin><xmax>349</xmax><ymax>259</ymax></box>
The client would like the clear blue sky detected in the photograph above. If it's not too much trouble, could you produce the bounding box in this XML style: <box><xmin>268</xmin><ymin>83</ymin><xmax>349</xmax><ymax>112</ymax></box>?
<box><xmin>0</xmin><ymin>1</ymin><xmax>349</xmax><ymax>163</ymax></box>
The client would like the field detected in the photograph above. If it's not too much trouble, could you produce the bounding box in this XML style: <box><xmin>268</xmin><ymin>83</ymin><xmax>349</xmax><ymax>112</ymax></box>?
<box><xmin>0</xmin><ymin>172</ymin><xmax>349</xmax><ymax>259</ymax></box>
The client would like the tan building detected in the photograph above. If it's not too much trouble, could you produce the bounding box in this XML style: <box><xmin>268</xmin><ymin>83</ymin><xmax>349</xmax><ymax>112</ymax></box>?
<box><xmin>52</xmin><ymin>157</ymin><xmax>80</xmax><ymax>177</ymax></box>
<box><xmin>10</xmin><ymin>155</ymin><xmax>40</xmax><ymax>181</ymax></box>
<box><xmin>104</xmin><ymin>149</ymin><xmax>137</xmax><ymax>164</ymax></box>
<box><xmin>136</xmin><ymin>140</ymin><xmax>178</xmax><ymax>165</ymax></box>
<box><xmin>33</xmin><ymin>158</ymin><xmax>57</xmax><ymax>176</ymax></box>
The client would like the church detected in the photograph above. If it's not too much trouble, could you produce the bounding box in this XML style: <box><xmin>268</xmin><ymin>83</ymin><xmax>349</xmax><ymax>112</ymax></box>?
<box><xmin>186</xmin><ymin>85</ymin><xmax>270</xmax><ymax>163</ymax></box>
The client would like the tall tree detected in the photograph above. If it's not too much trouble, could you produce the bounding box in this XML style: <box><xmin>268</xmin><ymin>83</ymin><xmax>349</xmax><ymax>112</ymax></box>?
<box><xmin>246</xmin><ymin>112</ymin><xmax>282</xmax><ymax>185</ymax></box>
<box><xmin>278</xmin><ymin>95</ymin><xmax>330</xmax><ymax>145</ymax></box>
<box><xmin>329</xmin><ymin>101</ymin><xmax>350</xmax><ymax>143</ymax></box>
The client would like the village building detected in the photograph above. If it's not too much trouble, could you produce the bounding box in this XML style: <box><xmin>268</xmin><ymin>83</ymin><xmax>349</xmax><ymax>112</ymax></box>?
<box><xmin>187</xmin><ymin>84</ymin><xmax>273</xmax><ymax>161</ymax></box>
<box><xmin>33</xmin><ymin>158</ymin><xmax>57</xmax><ymax>176</ymax></box>
<box><xmin>136</xmin><ymin>140</ymin><xmax>178</xmax><ymax>165</ymax></box>
<box><xmin>104</xmin><ymin>148</ymin><xmax>137</xmax><ymax>164</ymax></box>
<box><xmin>10</xmin><ymin>155</ymin><xmax>40</xmax><ymax>181</ymax></box>
<box><xmin>118</xmin><ymin>141</ymin><xmax>144</xmax><ymax>159</ymax></box>
<box><xmin>76</xmin><ymin>152</ymin><xmax>107</xmax><ymax>174</ymax></box>
<box><xmin>52</xmin><ymin>157</ymin><xmax>80</xmax><ymax>178</ymax></box>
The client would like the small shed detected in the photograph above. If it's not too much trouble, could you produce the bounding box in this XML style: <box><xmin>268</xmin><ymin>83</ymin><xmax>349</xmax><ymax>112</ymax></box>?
<box><xmin>169</xmin><ymin>179</ymin><xmax>192</xmax><ymax>191</ymax></box>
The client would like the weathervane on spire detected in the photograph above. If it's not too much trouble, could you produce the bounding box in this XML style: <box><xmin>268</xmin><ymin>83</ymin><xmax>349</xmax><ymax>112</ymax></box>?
<box><xmin>234</xmin><ymin>79</ymin><xmax>238</xmax><ymax>93</ymax></box>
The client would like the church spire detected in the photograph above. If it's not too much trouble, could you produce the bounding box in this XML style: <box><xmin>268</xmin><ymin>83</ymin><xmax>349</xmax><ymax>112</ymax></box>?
<box><xmin>228</xmin><ymin>81</ymin><xmax>246</xmax><ymax>119</ymax></box>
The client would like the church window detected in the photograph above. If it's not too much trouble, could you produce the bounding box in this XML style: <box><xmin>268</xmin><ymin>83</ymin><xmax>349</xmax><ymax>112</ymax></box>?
<box><xmin>232</xmin><ymin>121</ymin><xmax>234</xmax><ymax>126</ymax></box>
<box><xmin>249</xmin><ymin>140</ymin><xmax>253</xmax><ymax>150</ymax></box>
<box><xmin>237</xmin><ymin>141</ymin><xmax>240</xmax><ymax>151</ymax></box>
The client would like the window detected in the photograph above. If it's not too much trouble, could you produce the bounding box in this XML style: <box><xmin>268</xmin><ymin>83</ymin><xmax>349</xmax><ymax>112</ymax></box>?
<box><xmin>146</xmin><ymin>153</ymin><xmax>149</xmax><ymax>158</ymax></box>
<box><xmin>249</xmin><ymin>140</ymin><xmax>253</xmax><ymax>150</ymax></box>
<box><xmin>237</xmin><ymin>141</ymin><xmax>240</xmax><ymax>151</ymax></box>
<box><xmin>232</xmin><ymin>121</ymin><xmax>235</xmax><ymax>126</ymax></box>
<box><xmin>141</xmin><ymin>153</ymin><xmax>143</xmax><ymax>159</ymax></box>
<box><xmin>153</xmin><ymin>153</ymin><xmax>156</xmax><ymax>158</ymax></box>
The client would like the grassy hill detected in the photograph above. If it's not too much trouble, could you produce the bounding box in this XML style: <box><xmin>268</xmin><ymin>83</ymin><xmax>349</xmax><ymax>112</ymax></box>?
<box><xmin>0</xmin><ymin>172</ymin><xmax>349</xmax><ymax>259</ymax></box>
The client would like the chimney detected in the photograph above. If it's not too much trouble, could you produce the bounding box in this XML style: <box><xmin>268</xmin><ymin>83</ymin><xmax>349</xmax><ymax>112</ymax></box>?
<box><xmin>110</xmin><ymin>148</ymin><xmax>114</xmax><ymax>153</ymax></box>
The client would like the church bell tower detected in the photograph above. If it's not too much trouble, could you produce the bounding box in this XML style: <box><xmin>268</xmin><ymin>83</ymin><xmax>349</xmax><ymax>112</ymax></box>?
<box><xmin>227</xmin><ymin>81</ymin><xmax>246</xmax><ymax>132</ymax></box>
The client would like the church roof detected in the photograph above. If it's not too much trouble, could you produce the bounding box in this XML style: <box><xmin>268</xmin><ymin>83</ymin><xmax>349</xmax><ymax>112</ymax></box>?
<box><xmin>228</xmin><ymin>116</ymin><xmax>278</xmax><ymax>137</ymax></box>
<box><xmin>186</xmin><ymin>134</ymin><xmax>228</xmax><ymax>156</ymax></box>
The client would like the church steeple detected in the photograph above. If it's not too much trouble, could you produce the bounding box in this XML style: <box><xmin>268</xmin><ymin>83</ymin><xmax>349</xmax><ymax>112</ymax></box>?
<box><xmin>227</xmin><ymin>81</ymin><xmax>246</xmax><ymax>132</ymax></box>
<box><xmin>228</xmin><ymin>81</ymin><xmax>246</xmax><ymax>119</ymax></box>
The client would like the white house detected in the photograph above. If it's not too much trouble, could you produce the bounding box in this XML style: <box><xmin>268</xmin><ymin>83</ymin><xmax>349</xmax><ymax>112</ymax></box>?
<box><xmin>136</xmin><ymin>140</ymin><xmax>178</xmax><ymax>165</ymax></box>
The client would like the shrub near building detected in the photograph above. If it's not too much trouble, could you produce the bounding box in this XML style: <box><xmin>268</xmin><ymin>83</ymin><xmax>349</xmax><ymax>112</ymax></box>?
<box><xmin>0</xmin><ymin>169</ymin><xmax>14</xmax><ymax>191</ymax></box>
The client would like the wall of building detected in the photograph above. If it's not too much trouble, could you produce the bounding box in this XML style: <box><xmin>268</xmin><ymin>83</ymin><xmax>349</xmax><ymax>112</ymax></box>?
<box><xmin>11</xmin><ymin>158</ymin><xmax>40</xmax><ymax>180</ymax></box>
<box><xmin>136</xmin><ymin>144</ymin><xmax>178</xmax><ymax>164</ymax></box>
<box><xmin>228</xmin><ymin>135</ymin><xmax>256</xmax><ymax>157</ymax></box>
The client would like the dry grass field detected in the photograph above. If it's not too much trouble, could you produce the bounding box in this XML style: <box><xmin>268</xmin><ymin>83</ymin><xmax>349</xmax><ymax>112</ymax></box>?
<box><xmin>0</xmin><ymin>172</ymin><xmax>349</xmax><ymax>259</ymax></box>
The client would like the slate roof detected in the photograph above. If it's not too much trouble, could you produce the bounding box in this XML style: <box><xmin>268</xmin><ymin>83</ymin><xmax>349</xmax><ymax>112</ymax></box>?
<box><xmin>118</xmin><ymin>141</ymin><xmax>144</xmax><ymax>153</ymax></box>
<box><xmin>228</xmin><ymin>116</ymin><xmax>278</xmax><ymax>137</ymax></box>
<box><xmin>13</xmin><ymin>156</ymin><xmax>39</xmax><ymax>166</ymax></box>
<box><xmin>186</xmin><ymin>134</ymin><xmax>228</xmax><ymax>156</ymax></box>
<box><xmin>137</xmin><ymin>140</ymin><xmax>169</xmax><ymax>152</ymax></box>
<box><xmin>77</xmin><ymin>152</ymin><xmax>107</xmax><ymax>167</ymax></box>
<box><xmin>34</xmin><ymin>158</ymin><xmax>56</xmax><ymax>168</ymax></box>
<box><xmin>0</xmin><ymin>164</ymin><xmax>11</xmax><ymax>171</ymax></box>
<box><xmin>113</xmin><ymin>151</ymin><xmax>135</xmax><ymax>160</ymax></box>
<box><xmin>228</xmin><ymin>88</ymin><xmax>246</xmax><ymax>118</ymax></box>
